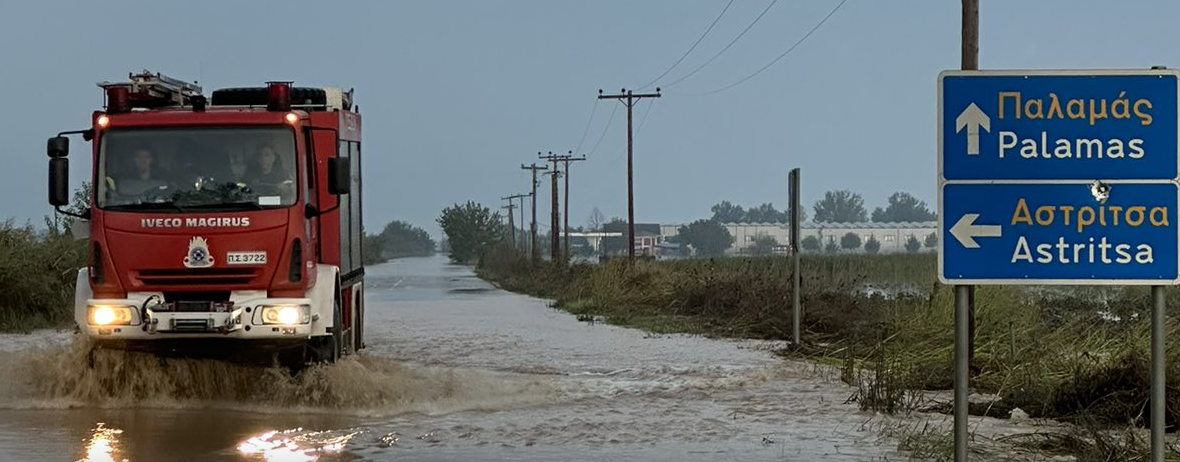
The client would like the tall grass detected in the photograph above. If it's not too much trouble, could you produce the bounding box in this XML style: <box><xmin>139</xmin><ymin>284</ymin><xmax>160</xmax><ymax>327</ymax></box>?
<box><xmin>0</xmin><ymin>218</ymin><xmax>87</xmax><ymax>332</ymax></box>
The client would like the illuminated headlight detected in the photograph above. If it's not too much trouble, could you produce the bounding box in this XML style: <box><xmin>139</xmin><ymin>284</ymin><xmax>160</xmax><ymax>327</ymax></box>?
<box><xmin>88</xmin><ymin>305</ymin><xmax>134</xmax><ymax>326</ymax></box>
<box><xmin>260</xmin><ymin>305</ymin><xmax>310</xmax><ymax>325</ymax></box>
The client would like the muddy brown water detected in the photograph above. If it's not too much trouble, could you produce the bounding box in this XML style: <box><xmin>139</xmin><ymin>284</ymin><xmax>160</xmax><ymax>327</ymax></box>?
<box><xmin>0</xmin><ymin>255</ymin><xmax>909</xmax><ymax>461</ymax></box>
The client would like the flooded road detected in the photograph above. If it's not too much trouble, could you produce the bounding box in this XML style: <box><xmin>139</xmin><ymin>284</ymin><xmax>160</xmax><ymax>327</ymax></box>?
<box><xmin>0</xmin><ymin>255</ymin><xmax>906</xmax><ymax>461</ymax></box>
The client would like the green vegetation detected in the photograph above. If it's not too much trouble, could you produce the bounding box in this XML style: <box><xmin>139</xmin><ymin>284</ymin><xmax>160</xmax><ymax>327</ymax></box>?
<box><xmin>710</xmin><ymin>200</ymin><xmax>803</xmax><ymax>223</ymax></box>
<box><xmin>363</xmin><ymin>220</ymin><xmax>435</xmax><ymax>264</ymax></box>
<box><xmin>871</xmin><ymin>191</ymin><xmax>936</xmax><ymax>223</ymax></box>
<box><xmin>813</xmin><ymin>189</ymin><xmax>868</xmax><ymax>223</ymax></box>
<box><xmin>476</xmin><ymin>249</ymin><xmax>1180</xmax><ymax>454</ymax></box>
<box><xmin>0</xmin><ymin>218</ymin><xmax>87</xmax><ymax>332</ymax></box>
<box><xmin>678</xmin><ymin>219</ymin><xmax>733</xmax><ymax>257</ymax></box>
<box><xmin>437</xmin><ymin>201</ymin><xmax>505</xmax><ymax>264</ymax></box>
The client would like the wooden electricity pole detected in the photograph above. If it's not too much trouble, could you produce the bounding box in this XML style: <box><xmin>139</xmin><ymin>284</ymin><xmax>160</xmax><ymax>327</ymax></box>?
<box><xmin>520</xmin><ymin>163</ymin><xmax>548</xmax><ymax>262</ymax></box>
<box><xmin>598</xmin><ymin>88</ymin><xmax>660</xmax><ymax>263</ymax></box>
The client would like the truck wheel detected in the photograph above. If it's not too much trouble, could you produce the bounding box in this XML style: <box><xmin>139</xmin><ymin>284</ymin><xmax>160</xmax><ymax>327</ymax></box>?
<box><xmin>330</xmin><ymin>281</ymin><xmax>342</xmax><ymax>361</ymax></box>
<box><xmin>353</xmin><ymin>288</ymin><xmax>364</xmax><ymax>352</ymax></box>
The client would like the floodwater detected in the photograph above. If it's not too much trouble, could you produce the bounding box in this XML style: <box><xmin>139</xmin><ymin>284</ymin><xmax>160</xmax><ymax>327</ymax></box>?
<box><xmin>0</xmin><ymin>255</ymin><xmax>910</xmax><ymax>461</ymax></box>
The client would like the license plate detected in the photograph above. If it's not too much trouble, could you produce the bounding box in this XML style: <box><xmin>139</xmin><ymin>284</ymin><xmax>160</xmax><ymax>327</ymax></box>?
<box><xmin>226</xmin><ymin>251</ymin><xmax>267</xmax><ymax>265</ymax></box>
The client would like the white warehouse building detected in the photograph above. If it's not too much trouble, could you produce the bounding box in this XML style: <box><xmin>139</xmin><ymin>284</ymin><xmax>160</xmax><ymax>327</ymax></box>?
<box><xmin>660</xmin><ymin>221</ymin><xmax>938</xmax><ymax>255</ymax></box>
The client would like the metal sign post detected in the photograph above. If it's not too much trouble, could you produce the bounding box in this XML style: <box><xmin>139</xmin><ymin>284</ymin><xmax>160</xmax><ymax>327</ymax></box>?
<box><xmin>938</xmin><ymin>68</ymin><xmax>1179</xmax><ymax>461</ymax></box>
<box><xmin>789</xmin><ymin>167</ymin><xmax>802</xmax><ymax>345</ymax></box>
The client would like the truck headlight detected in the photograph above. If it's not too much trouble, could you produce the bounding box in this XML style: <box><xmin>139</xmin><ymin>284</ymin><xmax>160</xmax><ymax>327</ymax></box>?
<box><xmin>260</xmin><ymin>305</ymin><xmax>310</xmax><ymax>325</ymax></box>
<box><xmin>89</xmin><ymin>305</ymin><xmax>134</xmax><ymax>326</ymax></box>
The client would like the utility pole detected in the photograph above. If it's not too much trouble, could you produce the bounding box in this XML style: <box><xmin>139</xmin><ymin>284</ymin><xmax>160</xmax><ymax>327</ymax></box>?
<box><xmin>538</xmin><ymin>151</ymin><xmax>586</xmax><ymax>262</ymax></box>
<box><xmin>521</xmin><ymin>163</ymin><xmax>548</xmax><ymax>263</ymax></box>
<box><xmin>598</xmin><ymin>88</ymin><xmax>661</xmax><ymax>263</ymax></box>
<box><xmin>539</xmin><ymin>152</ymin><xmax>561</xmax><ymax>262</ymax></box>
<box><xmin>543</xmin><ymin>167</ymin><xmax>562</xmax><ymax>262</ymax></box>
<box><xmin>517</xmin><ymin>195</ymin><xmax>526</xmax><ymax>252</ymax></box>
<box><xmin>561</xmin><ymin>154</ymin><xmax>586</xmax><ymax>262</ymax></box>
<box><xmin>501</xmin><ymin>196</ymin><xmax>518</xmax><ymax>248</ymax></box>
<box><xmin>955</xmin><ymin>2</ymin><xmax>977</xmax><ymax>462</ymax></box>
<box><xmin>503</xmin><ymin>193</ymin><xmax>528</xmax><ymax>251</ymax></box>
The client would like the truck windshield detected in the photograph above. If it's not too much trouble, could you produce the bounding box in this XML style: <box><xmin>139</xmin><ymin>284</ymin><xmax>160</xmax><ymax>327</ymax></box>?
<box><xmin>97</xmin><ymin>127</ymin><xmax>298</xmax><ymax>210</ymax></box>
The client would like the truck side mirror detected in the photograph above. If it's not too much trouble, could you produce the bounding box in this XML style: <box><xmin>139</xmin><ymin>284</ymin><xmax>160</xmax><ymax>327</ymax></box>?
<box><xmin>327</xmin><ymin>157</ymin><xmax>350</xmax><ymax>195</ymax></box>
<box><xmin>47</xmin><ymin>136</ymin><xmax>69</xmax><ymax>158</ymax></box>
<box><xmin>49</xmin><ymin>157</ymin><xmax>69</xmax><ymax>206</ymax></box>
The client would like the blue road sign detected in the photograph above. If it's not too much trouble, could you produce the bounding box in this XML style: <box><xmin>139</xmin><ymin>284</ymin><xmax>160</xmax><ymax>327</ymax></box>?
<box><xmin>939</xmin><ymin>69</ymin><xmax>1180</xmax><ymax>285</ymax></box>
<box><xmin>940</xmin><ymin>70</ymin><xmax>1179</xmax><ymax>181</ymax></box>
<box><xmin>940</xmin><ymin>183</ymin><xmax>1179</xmax><ymax>284</ymax></box>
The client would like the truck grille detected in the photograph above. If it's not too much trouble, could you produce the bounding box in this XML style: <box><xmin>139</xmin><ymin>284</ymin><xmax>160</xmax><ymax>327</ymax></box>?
<box><xmin>135</xmin><ymin>268</ymin><xmax>259</xmax><ymax>287</ymax></box>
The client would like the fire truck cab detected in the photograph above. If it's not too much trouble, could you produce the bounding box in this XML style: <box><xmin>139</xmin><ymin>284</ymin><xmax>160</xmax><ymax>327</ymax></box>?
<box><xmin>46</xmin><ymin>70</ymin><xmax>364</xmax><ymax>369</ymax></box>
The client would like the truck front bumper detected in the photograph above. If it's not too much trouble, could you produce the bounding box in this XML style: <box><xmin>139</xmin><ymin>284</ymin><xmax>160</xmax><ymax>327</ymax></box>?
<box><xmin>78</xmin><ymin>293</ymin><xmax>318</xmax><ymax>341</ymax></box>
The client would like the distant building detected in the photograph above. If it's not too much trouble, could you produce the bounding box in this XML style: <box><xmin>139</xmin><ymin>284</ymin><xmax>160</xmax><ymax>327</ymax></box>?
<box><xmin>658</xmin><ymin>221</ymin><xmax>939</xmax><ymax>255</ymax></box>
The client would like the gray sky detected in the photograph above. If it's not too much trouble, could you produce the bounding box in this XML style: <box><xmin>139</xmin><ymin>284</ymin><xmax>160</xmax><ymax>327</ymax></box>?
<box><xmin>3</xmin><ymin>1</ymin><xmax>1179</xmax><ymax>239</ymax></box>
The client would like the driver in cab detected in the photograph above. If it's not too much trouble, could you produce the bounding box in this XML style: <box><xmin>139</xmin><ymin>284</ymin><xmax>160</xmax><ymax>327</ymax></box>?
<box><xmin>246</xmin><ymin>144</ymin><xmax>294</xmax><ymax>201</ymax></box>
<box><xmin>111</xmin><ymin>148</ymin><xmax>170</xmax><ymax>197</ymax></box>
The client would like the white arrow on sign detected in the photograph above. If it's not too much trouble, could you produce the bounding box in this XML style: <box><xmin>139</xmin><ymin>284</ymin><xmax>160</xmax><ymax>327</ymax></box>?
<box><xmin>955</xmin><ymin>103</ymin><xmax>990</xmax><ymax>155</ymax></box>
<box><xmin>950</xmin><ymin>213</ymin><xmax>1002</xmax><ymax>249</ymax></box>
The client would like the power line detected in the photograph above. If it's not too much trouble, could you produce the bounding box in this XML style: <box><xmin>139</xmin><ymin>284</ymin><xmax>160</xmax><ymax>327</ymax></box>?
<box><xmin>587</xmin><ymin>103</ymin><xmax>618</xmax><ymax>156</ymax></box>
<box><xmin>635</xmin><ymin>0</ymin><xmax>736</xmax><ymax>91</ymax></box>
<box><xmin>683</xmin><ymin>0</ymin><xmax>849</xmax><ymax>97</ymax></box>
<box><xmin>574</xmin><ymin>100</ymin><xmax>599</xmax><ymax>153</ymax></box>
<box><xmin>635</xmin><ymin>99</ymin><xmax>656</xmax><ymax>138</ymax></box>
<box><xmin>662</xmin><ymin>0</ymin><xmax>780</xmax><ymax>89</ymax></box>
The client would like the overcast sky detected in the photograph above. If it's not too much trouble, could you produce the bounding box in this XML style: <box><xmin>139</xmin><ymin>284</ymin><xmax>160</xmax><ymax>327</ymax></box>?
<box><xmin>3</xmin><ymin>1</ymin><xmax>1179</xmax><ymax>238</ymax></box>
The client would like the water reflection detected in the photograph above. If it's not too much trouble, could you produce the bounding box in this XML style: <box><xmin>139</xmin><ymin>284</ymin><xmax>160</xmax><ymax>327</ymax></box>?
<box><xmin>236</xmin><ymin>427</ymin><xmax>357</xmax><ymax>462</ymax></box>
<box><xmin>80</xmin><ymin>423</ymin><xmax>125</xmax><ymax>462</ymax></box>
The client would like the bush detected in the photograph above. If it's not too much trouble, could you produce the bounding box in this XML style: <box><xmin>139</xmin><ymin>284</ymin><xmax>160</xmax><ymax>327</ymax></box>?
<box><xmin>0</xmin><ymin>219</ymin><xmax>87</xmax><ymax>331</ymax></box>
<box><xmin>865</xmin><ymin>235</ymin><xmax>881</xmax><ymax>253</ymax></box>
<box><xmin>801</xmin><ymin>235</ymin><xmax>820</xmax><ymax>252</ymax></box>
<box><xmin>841</xmin><ymin>232</ymin><xmax>861</xmax><ymax>251</ymax></box>
<box><xmin>904</xmin><ymin>235</ymin><xmax>921</xmax><ymax>253</ymax></box>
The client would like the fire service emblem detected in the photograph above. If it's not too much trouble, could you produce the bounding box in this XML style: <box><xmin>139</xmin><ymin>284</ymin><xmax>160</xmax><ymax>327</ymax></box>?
<box><xmin>183</xmin><ymin>237</ymin><xmax>214</xmax><ymax>268</ymax></box>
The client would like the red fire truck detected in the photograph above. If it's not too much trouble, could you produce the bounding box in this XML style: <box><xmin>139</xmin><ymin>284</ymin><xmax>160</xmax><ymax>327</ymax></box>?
<box><xmin>46</xmin><ymin>70</ymin><xmax>364</xmax><ymax>369</ymax></box>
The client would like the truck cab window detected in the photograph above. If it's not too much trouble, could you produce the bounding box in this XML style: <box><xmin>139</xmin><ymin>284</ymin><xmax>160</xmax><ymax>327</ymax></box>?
<box><xmin>97</xmin><ymin>127</ymin><xmax>298</xmax><ymax>210</ymax></box>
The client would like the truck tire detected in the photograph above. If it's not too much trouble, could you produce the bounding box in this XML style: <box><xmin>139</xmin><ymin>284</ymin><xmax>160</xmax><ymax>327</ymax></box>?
<box><xmin>328</xmin><ymin>282</ymin><xmax>342</xmax><ymax>362</ymax></box>
<box><xmin>353</xmin><ymin>287</ymin><xmax>364</xmax><ymax>352</ymax></box>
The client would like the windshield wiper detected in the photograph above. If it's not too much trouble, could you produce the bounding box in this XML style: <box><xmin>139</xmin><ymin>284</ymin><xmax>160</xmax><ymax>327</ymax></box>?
<box><xmin>104</xmin><ymin>201</ymin><xmax>188</xmax><ymax>213</ymax></box>
<box><xmin>180</xmin><ymin>200</ymin><xmax>266</xmax><ymax>211</ymax></box>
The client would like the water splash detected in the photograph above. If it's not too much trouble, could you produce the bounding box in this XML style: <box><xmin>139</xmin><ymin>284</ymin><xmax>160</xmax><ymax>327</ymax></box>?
<box><xmin>0</xmin><ymin>333</ymin><xmax>554</xmax><ymax>416</ymax></box>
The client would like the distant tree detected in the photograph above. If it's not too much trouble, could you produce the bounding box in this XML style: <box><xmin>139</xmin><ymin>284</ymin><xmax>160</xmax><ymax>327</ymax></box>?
<box><xmin>904</xmin><ymin>235</ymin><xmax>921</xmax><ymax>253</ymax></box>
<box><xmin>840</xmin><ymin>232</ymin><xmax>862</xmax><ymax>251</ymax></box>
<box><xmin>864</xmin><ymin>235</ymin><xmax>881</xmax><ymax>253</ymax></box>
<box><xmin>600</xmin><ymin>218</ymin><xmax>629</xmax><ymax>255</ymax></box>
<box><xmin>749</xmin><ymin>233</ymin><xmax>778</xmax><ymax>256</ymax></box>
<box><xmin>745</xmin><ymin>203</ymin><xmax>787</xmax><ymax>223</ymax></box>
<box><xmin>379</xmin><ymin>220</ymin><xmax>436</xmax><ymax>258</ymax></box>
<box><xmin>871</xmin><ymin>192</ymin><xmax>936</xmax><ymax>223</ymax></box>
<box><xmin>587</xmin><ymin>207</ymin><xmax>605</xmax><ymax>231</ymax></box>
<box><xmin>813</xmin><ymin>190</ymin><xmax>868</xmax><ymax>223</ymax></box>
<box><xmin>924</xmin><ymin>232</ymin><xmax>938</xmax><ymax>249</ymax></box>
<box><xmin>678</xmin><ymin>219</ymin><xmax>733</xmax><ymax>257</ymax></box>
<box><xmin>363</xmin><ymin>230</ymin><xmax>388</xmax><ymax>265</ymax></box>
<box><xmin>437</xmin><ymin>201</ymin><xmax>504</xmax><ymax>264</ymax></box>
<box><xmin>787</xmin><ymin>202</ymin><xmax>808</xmax><ymax>224</ymax></box>
<box><xmin>801</xmin><ymin>235</ymin><xmax>821</xmax><ymax>252</ymax></box>
<box><xmin>710</xmin><ymin>201</ymin><xmax>747</xmax><ymax>223</ymax></box>
<box><xmin>824</xmin><ymin>239</ymin><xmax>839</xmax><ymax>254</ymax></box>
